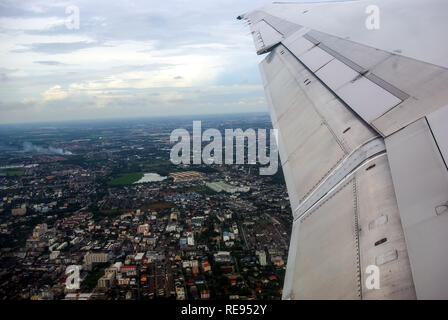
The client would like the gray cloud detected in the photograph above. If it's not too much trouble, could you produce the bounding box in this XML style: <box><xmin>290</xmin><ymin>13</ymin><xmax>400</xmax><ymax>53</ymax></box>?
<box><xmin>1</xmin><ymin>0</ymin><xmax>310</xmax><ymax>124</ymax></box>
<box><xmin>13</xmin><ymin>41</ymin><xmax>107</xmax><ymax>54</ymax></box>
<box><xmin>23</xmin><ymin>141</ymin><xmax>73</xmax><ymax>155</ymax></box>
<box><xmin>34</xmin><ymin>60</ymin><xmax>67</xmax><ymax>66</ymax></box>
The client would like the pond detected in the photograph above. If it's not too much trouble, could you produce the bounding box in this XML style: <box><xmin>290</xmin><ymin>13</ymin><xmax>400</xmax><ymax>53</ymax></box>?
<box><xmin>133</xmin><ymin>172</ymin><xmax>167</xmax><ymax>183</ymax></box>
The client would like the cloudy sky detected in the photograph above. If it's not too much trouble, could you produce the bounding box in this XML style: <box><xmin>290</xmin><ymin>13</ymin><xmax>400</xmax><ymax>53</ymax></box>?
<box><xmin>0</xmin><ymin>0</ymin><xmax>321</xmax><ymax>124</ymax></box>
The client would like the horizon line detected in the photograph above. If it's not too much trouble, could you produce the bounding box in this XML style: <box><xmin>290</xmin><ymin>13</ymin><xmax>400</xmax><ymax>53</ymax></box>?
<box><xmin>0</xmin><ymin>111</ymin><xmax>270</xmax><ymax>127</ymax></box>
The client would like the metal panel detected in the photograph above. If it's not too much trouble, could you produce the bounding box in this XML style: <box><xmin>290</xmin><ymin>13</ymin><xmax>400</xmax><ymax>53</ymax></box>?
<box><xmin>315</xmin><ymin>58</ymin><xmax>359</xmax><ymax>92</ymax></box>
<box><xmin>259</xmin><ymin>53</ymin><xmax>290</xmax><ymax>166</ymax></box>
<box><xmin>371</xmin><ymin>55</ymin><xmax>448</xmax><ymax>136</ymax></box>
<box><xmin>364</xmin><ymin>73</ymin><xmax>409</xmax><ymax>101</ymax></box>
<box><xmin>280</xmin><ymin>161</ymin><xmax>301</xmax><ymax>222</ymax></box>
<box><xmin>282</xmin><ymin>220</ymin><xmax>300</xmax><ymax>299</ymax></box>
<box><xmin>291</xmin><ymin>179</ymin><xmax>361</xmax><ymax>299</ymax></box>
<box><xmin>376</xmin><ymin>250</ymin><xmax>398</xmax><ymax>266</ymax></box>
<box><xmin>252</xmin><ymin>20</ymin><xmax>283</xmax><ymax>54</ymax></box>
<box><xmin>281</xmin><ymin>28</ymin><xmax>310</xmax><ymax>49</ymax></box>
<box><xmin>277</xmin><ymin>97</ymin><xmax>322</xmax><ymax>165</ymax></box>
<box><xmin>293</xmin><ymin>138</ymin><xmax>386</xmax><ymax>219</ymax></box>
<box><xmin>306</xmin><ymin>29</ymin><xmax>392</xmax><ymax>72</ymax></box>
<box><xmin>259</xmin><ymin>46</ymin><xmax>326</xmax><ymax>210</ymax></box>
<box><xmin>356</xmin><ymin>155</ymin><xmax>416</xmax><ymax>300</ymax></box>
<box><xmin>261</xmin><ymin>43</ymin><xmax>378</xmax><ymax>207</ymax></box>
<box><xmin>336</xmin><ymin>76</ymin><xmax>402</xmax><ymax>123</ymax></box>
<box><xmin>284</xmin><ymin>154</ymin><xmax>416</xmax><ymax>300</ymax></box>
<box><xmin>259</xmin><ymin>63</ymin><xmax>279</xmax><ymax>125</ymax></box>
<box><xmin>302</xmin><ymin>33</ymin><xmax>320</xmax><ymax>46</ymax></box>
<box><xmin>279</xmin><ymin>53</ymin><xmax>336</xmax><ymax>109</ymax></box>
<box><xmin>259</xmin><ymin>50</ymin><xmax>285</xmax><ymax>87</ymax></box>
<box><xmin>259</xmin><ymin>11</ymin><xmax>302</xmax><ymax>37</ymax></box>
<box><xmin>427</xmin><ymin>104</ymin><xmax>448</xmax><ymax>166</ymax></box>
<box><xmin>256</xmin><ymin>0</ymin><xmax>448</xmax><ymax>69</ymax></box>
<box><xmin>265</xmin><ymin>67</ymin><xmax>301</xmax><ymax>119</ymax></box>
<box><xmin>277</xmin><ymin>46</ymin><xmax>374</xmax><ymax>153</ymax></box>
<box><xmin>298</xmin><ymin>46</ymin><xmax>334</xmax><ymax>72</ymax></box>
<box><xmin>272</xmin><ymin>123</ymin><xmax>288</xmax><ymax>167</ymax></box>
<box><xmin>249</xmin><ymin>1</ymin><xmax>448</xmax><ymax>139</ymax></box>
<box><xmin>283</xmin><ymin>36</ymin><xmax>315</xmax><ymax>58</ymax></box>
<box><xmin>386</xmin><ymin>118</ymin><xmax>448</xmax><ymax>299</ymax></box>
<box><xmin>287</xmin><ymin>123</ymin><xmax>345</xmax><ymax>202</ymax></box>
<box><xmin>309</xmin><ymin>99</ymin><xmax>377</xmax><ymax>153</ymax></box>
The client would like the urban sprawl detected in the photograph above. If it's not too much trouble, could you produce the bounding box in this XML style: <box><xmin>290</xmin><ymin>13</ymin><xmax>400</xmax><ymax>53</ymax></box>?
<box><xmin>0</xmin><ymin>114</ymin><xmax>291</xmax><ymax>300</ymax></box>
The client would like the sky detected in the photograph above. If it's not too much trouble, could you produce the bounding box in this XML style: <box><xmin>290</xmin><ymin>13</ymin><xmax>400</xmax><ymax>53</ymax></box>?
<box><xmin>0</xmin><ymin>0</ymin><xmax>323</xmax><ymax>124</ymax></box>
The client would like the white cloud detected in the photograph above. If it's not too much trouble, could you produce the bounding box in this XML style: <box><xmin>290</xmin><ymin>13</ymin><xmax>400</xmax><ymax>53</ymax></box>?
<box><xmin>0</xmin><ymin>0</ymin><xmax>279</xmax><ymax>123</ymax></box>
<box><xmin>0</xmin><ymin>17</ymin><xmax>66</xmax><ymax>31</ymax></box>
<box><xmin>42</xmin><ymin>85</ymin><xmax>68</xmax><ymax>101</ymax></box>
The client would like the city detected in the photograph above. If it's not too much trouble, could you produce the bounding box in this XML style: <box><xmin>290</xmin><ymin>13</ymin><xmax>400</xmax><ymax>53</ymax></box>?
<box><xmin>0</xmin><ymin>113</ymin><xmax>291</xmax><ymax>300</ymax></box>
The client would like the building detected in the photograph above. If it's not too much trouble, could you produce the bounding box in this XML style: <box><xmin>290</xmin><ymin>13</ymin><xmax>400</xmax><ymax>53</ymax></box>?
<box><xmin>256</xmin><ymin>250</ymin><xmax>267</xmax><ymax>266</ymax></box>
<box><xmin>32</xmin><ymin>224</ymin><xmax>48</xmax><ymax>238</ymax></box>
<box><xmin>187</xmin><ymin>232</ymin><xmax>194</xmax><ymax>246</ymax></box>
<box><xmin>84</xmin><ymin>252</ymin><xmax>109</xmax><ymax>265</ymax></box>
<box><xmin>191</xmin><ymin>216</ymin><xmax>205</xmax><ymax>226</ymax></box>
<box><xmin>176</xmin><ymin>287</ymin><xmax>186</xmax><ymax>300</ymax></box>
<box><xmin>272</xmin><ymin>256</ymin><xmax>284</xmax><ymax>267</ymax></box>
<box><xmin>120</xmin><ymin>265</ymin><xmax>137</xmax><ymax>276</ymax></box>
<box><xmin>98</xmin><ymin>271</ymin><xmax>115</xmax><ymax>289</ymax></box>
<box><xmin>11</xmin><ymin>207</ymin><xmax>26</xmax><ymax>216</ymax></box>
<box><xmin>170</xmin><ymin>171</ymin><xmax>204</xmax><ymax>183</ymax></box>
<box><xmin>200</xmin><ymin>290</ymin><xmax>210</xmax><ymax>299</ymax></box>
<box><xmin>202</xmin><ymin>260</ymin><xmax>211</xmax><ymax>272</ymax></box>
<box><xmin>118</xmin><ymin>278</ymin><xmax>130</xmax><ymax>286</ymax></box>
<box><xmin>206</xmin><ymin>181</ymin><xmax>249</xmax><ymax>194</ymax></box>
<box><xmin>50</xmin><ymin>251</ymin><xmax>60</xmax><ymax>260</ymax></box>
<box><xmin>135</xmin><ymin>252</ymin><xmax>145</xmax><ymax>261</ymax></box>
<box><xmin>214</xmin><ymin>251</ymin><xmax>232</xmax><ymax>264</ymax></box>
<box><xmin>64</xmin><ymin>293</ymin><xmax>92</xmax><ymax>300</ymax></box>
<box><xmin>137</xmin><ymin>224</ymin><xmax>149</xmax><ymax>234</ymax></box>
<box><xmin>170</xmin><ymin>212</ymin><xmax>178</xmax><ymax>222</ymax></box>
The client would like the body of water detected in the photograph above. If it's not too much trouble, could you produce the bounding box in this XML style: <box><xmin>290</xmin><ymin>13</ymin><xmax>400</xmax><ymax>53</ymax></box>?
<box><xmin>134</xmin><ymin>172</ymin><xmax>167</xmax><ymax>183</ymax></box>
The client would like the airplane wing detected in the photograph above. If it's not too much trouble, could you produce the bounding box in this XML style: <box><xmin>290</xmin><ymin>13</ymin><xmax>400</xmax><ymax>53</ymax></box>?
<box><xmin>240</xmin><ymin>0</ymin><xmax>448</xmax><ymax>299</ymax></box>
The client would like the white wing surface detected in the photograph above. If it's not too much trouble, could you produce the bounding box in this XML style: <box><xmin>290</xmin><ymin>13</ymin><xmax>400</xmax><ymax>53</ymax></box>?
<box><xmin>240</xmin><ymin>0</ymin><xmax>448</xmax><ymax>299</ymax></box>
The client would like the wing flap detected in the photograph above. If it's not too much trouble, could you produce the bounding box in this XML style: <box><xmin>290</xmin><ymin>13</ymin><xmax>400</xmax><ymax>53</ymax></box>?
<box><xmin>284</xmin><ymin>154</ymin><xmax>416</xmax><ymax>300</ymax></box>
<box><xmin>385</xmin><ymin>115</ymin><xmax>448</xmax><ymax>299</ymax></box>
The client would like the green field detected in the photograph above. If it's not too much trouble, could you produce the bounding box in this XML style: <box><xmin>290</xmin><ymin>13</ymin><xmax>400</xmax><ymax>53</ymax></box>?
<box><xmin>81</xmin><ymin>266</ymin><xmax>106</xmax><ymax>291</ymax></box>
<box><xmin>107</xmin><ymin>172</ymin><xmax>143</xmax><ymax>186</ymax></box>
<box><xmin>0</xmin><ymin>169</ymin><xmax>24</xmax><ymax>176</ymax></box>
